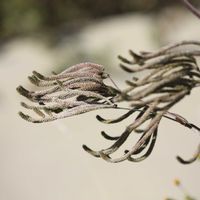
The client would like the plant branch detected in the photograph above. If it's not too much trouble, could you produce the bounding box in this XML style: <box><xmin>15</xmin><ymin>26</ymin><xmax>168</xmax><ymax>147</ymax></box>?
<box><xmin>181</xmin><ymin>0</ymin><xmax>200</xmax><ymax>19</ymax></box>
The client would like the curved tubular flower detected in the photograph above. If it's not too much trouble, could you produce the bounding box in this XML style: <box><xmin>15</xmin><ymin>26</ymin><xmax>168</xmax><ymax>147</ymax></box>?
<box><xmin>17</xmin><ymin>41</ymin><xmax>200</xmax><ymax>164</ymax></box>
<box><xmin>84</xmin><ymin>41</ymin><xmax>200</xmax><ymax>164</ymax></box>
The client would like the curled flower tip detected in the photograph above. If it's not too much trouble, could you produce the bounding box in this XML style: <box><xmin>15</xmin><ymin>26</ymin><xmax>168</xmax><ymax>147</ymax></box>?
<box><xmin>16</xmin><ymin>86</ymin><xmax>31</xmax><ymax>99</ymax></box>
<box><xmin>176</xmin><ymin>144</ymin><xmax>200</xmax><ymax>164</ymax></box>
<box><xmin>20</xmin><ymin>102</ymin><xmax>30</xmax><ymax>109</ymax></box>
<box><xmin>101</xmin><ymin>131</ymin><xmax>119</xmax><ymax>140</ymax></box>
<box><xmin>176</xmin><ymin>153</ymin><xmax>199</xmax><ymax>164</ymax></box>
<box><xmin>28</xmin><ymin>75</ymin><xmax>40</xmax><ymax>86</ymax></box>
<box><xmin>118</xmin><ymin>55</ymin><xmax>133</xmax><ymax>64</ymax></box>
<box><xmin>18</xmin><ymin>112</ymin><xmax>32</xmax><ymax>122</ymax></box>
<box><xmin>18</xmin><ymin>111</ymin><xmax>46</xmax><ymax>123</ymax></box>
<box><xmin>32</xmin><ymin>71</ymin><xmax>45</xmax><ymax>80</ymax></box>
<box><xmin>129</xmin><ymin>50</ymin><xmax>144</xmax><ymax>65</ymax></box>
<box><xmin>82</xmin><ymin>144</ymin><xmax>100</xmax><ymax>157</ymax></box>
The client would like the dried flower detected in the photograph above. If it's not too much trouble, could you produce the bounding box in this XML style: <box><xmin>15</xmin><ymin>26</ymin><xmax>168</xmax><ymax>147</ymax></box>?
<box><xmin>17</xmin><ymin>41</ymin><xmax>200</xmax><ymax>164</ymax></box>
<box><xmin>17</xmin><ymin>62</ymin><xmax>119</xmax><ymax>123</ymax></box>
<box><xmin>83</xmin><ymin>40</ymin><xmax>200</xmax><ymax>163</ymax></box>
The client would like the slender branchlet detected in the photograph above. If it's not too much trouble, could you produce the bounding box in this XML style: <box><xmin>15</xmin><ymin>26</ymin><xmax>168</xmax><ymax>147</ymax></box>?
<box><xmin>181</xmin><ymin>0</ymin><xmax>200</xmax><ymax>19</ymax></box>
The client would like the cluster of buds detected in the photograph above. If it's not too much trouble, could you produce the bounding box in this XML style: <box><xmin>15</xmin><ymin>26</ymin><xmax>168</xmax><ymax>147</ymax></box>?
<box><xmin>17</xmin><ymin>62</ymin><xmax>118</xmax><ymax>123</ymax></box>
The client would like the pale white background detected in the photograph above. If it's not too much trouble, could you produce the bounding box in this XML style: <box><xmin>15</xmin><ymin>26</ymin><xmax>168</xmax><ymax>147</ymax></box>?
<box><xmin>0</xmin><ymin>9</ymin><xmax>200</xmax><ymax>200</ymax></box>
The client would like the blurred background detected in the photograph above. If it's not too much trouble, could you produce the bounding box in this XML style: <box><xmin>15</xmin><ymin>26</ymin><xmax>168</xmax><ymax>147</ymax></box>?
<box><xmin>0</xmin><ymin>0</ymin><xmax>200</xmax><ymax>199</ymax></box>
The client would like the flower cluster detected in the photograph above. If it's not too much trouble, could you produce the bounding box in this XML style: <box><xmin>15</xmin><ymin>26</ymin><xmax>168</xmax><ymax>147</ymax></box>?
<box><xmin>17</xmin><ymin>62</ymin><xmax>118</xmax><ymax>123</ymax></box>
<box><xmin>17</xmin><ymin>41</ymin><xmax>200</xmax><ymax>164</ymax></box>
<box><xmin>83</xmin><ymin>41</ymin><xmax>200</xmax><ymax>163</ymax></box>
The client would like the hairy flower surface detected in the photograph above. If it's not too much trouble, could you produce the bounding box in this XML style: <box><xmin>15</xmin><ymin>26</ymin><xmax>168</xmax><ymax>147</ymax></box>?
<box><xmin>17</xmin><ymin>62</ymin><xmax>118</xmax><ymax>123</ymax></box>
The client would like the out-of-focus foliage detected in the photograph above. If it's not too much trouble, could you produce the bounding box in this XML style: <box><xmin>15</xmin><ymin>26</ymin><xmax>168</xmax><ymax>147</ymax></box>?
<box><xmin>165</xmin><ymin>179</ymin><xmax>197</xmax><ymax>200</ymax></box>
<box><xmin>0</xmin><ymin>0</ymin><xmax>199</xmax><ymax>41</ymax></box>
